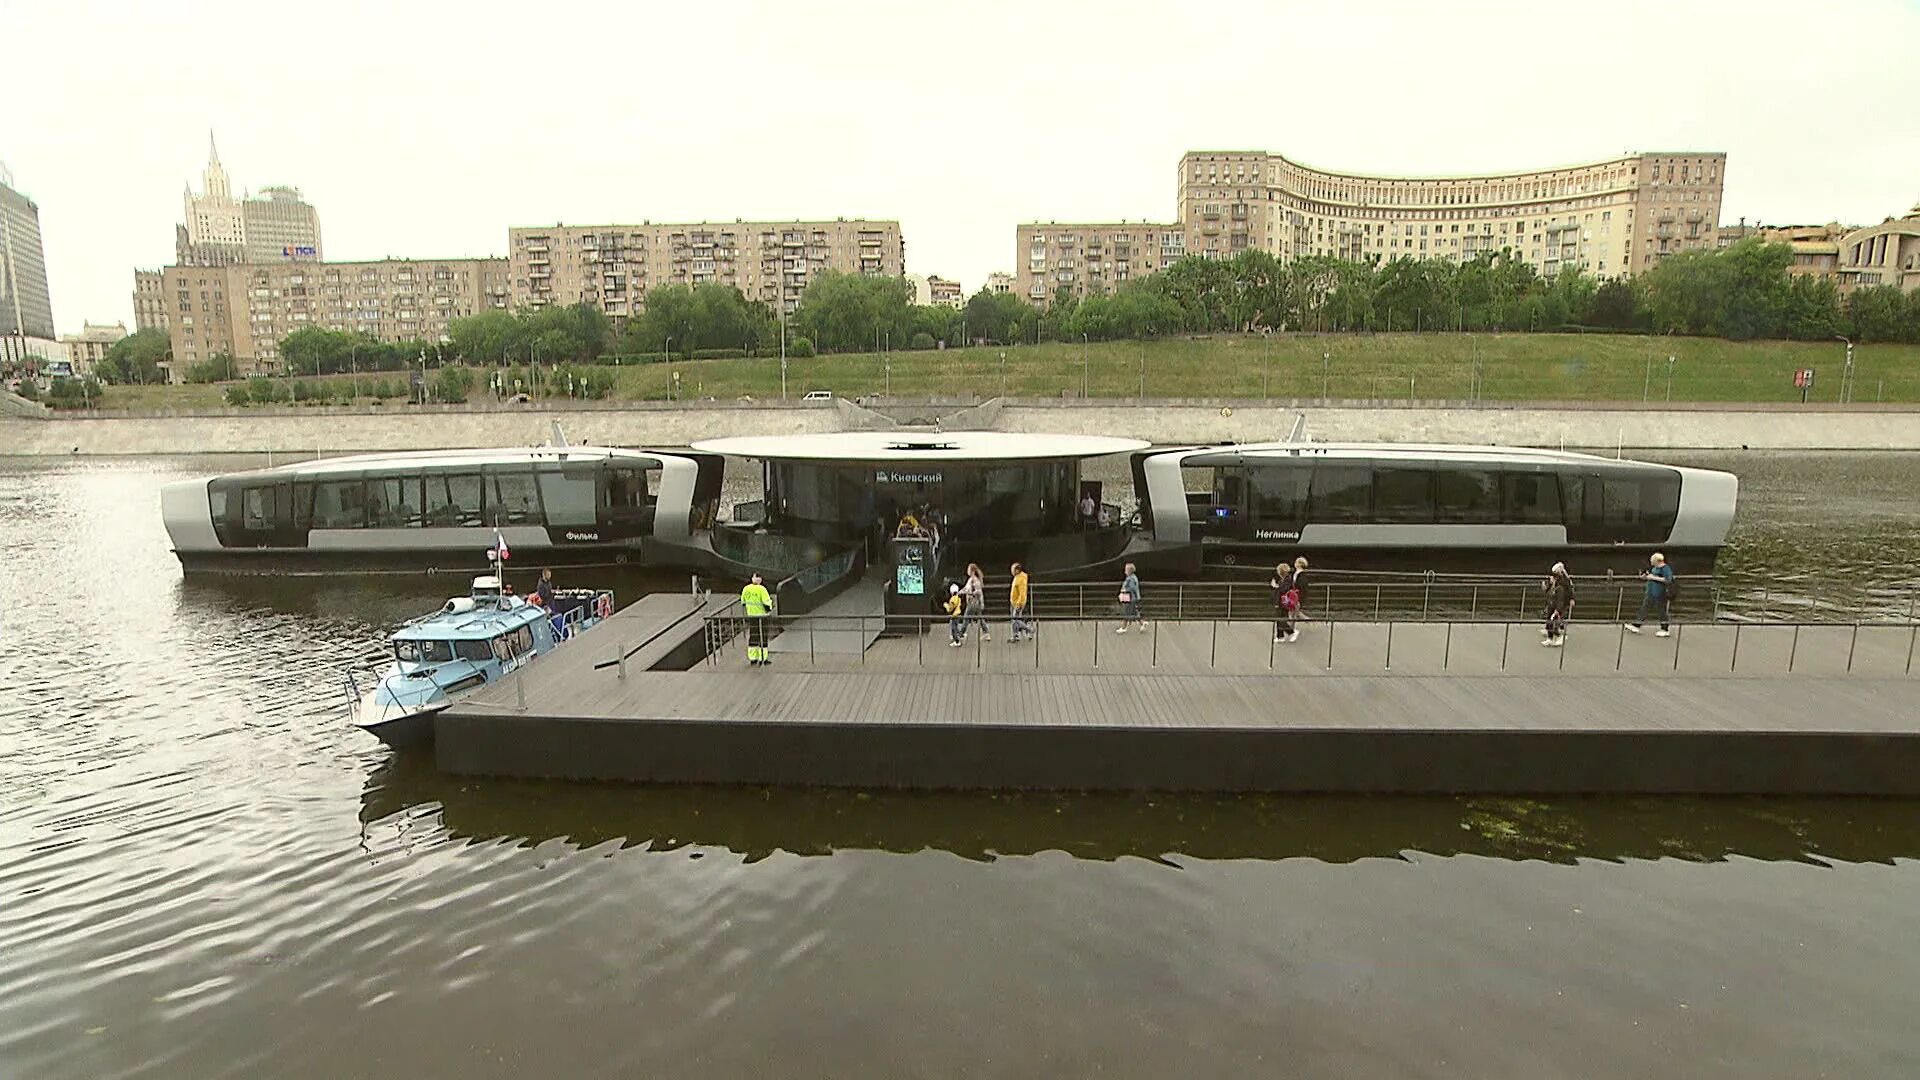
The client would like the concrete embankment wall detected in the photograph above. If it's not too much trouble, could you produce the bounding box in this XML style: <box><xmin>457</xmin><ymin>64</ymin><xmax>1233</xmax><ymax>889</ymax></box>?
<box><xmin>0</xmin><ymin>403</ymin><xmax>845</xmax><ymax>456</ymax></box>
<box><xmin>7</xmin><ymin>398</ymin><xmax>1920</xmax><ymax>454</ymax></box>
<box><xmin>998</xmin><ymin>401</ymin><xmax>1920</xmax><ymax>450</ymax></box>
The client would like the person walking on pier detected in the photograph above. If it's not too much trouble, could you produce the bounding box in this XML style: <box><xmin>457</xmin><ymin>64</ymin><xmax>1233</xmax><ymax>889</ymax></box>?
<box><xmin>1627</xmin><ymin>552</ymin><xmax>1675</xmax><ymax>637</ymax></box>
<box><xmin>1271</xmin><ymin>562</ymin><xmax>1301</xmax><ymax>643</ymax></box>
<box><xmin>1117</xmin><ymin>563</ymin><xmax>1145</xmax><ymax>632</ymax></box>
<box><xmin>1542</xmin><ymin>562</ymin><xmax>1575</xmax><ymax>647</ymax></box>
<box><xmin>741</xmin><ymin>571</ymin><xmax>775</xmax><ymax>666</ymax></box>
<box><xmin>1008</xmin><ymin>562</ymin><xmax>1032</xmax><ymax>643</ymax></box>
<box><xmin>961</xmin><ymin>563</ymin><xmax>990</xmax><ymax>642</ymax></box>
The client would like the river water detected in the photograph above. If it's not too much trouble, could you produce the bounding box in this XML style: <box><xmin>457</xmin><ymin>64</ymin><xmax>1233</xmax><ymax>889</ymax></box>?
<box><xmin>3</xmin><ymin>452</ymin><xmax>1919</xmax><ymax>1078</ymax></box>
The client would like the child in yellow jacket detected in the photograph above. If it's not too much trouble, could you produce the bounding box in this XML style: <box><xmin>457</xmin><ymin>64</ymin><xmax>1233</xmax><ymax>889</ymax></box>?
<box><xmin>945</xmin><ymin>584</ymin><xmax>965</xmax><ymax>646</ymax></box>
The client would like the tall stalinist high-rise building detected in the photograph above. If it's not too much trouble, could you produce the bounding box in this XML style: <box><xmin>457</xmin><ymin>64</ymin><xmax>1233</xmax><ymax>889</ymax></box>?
<box><xmin>172</xmin><ymin>133</ymin><xmax>322</xmax><ymax>267</ymax></box>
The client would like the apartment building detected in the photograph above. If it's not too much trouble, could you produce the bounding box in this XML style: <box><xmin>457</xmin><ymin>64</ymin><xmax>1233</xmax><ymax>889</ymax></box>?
<box><xmin>1014</xmin><ymin>222</ymin><xmax>1184</xmax><ymax>305</ymax></box>
<box><xmin>1177</xmin><ymin>149</ymin><xmax>1725</xmax><ymax>278</ymax></box>
<box><xmin>1717</xmin><ymin>221</ymin><xmax>1847</xmax><ymax>279</ymax></box>
<box><xmin>984</xmin><ymin>271</ymin><xmax>1014</xmax><ymax>295</ymax></box>
<box><xmin>164</xmin><ymin>257</ymin><xmax>509</xmax><ymax>372</ymax></box>
<box><xmin>132</xmin><ymin>269</ymin><xmax>170</xmax><ymax>332</ymax></box>
<box><xmin>59</xmin><ymin>322</ymin><xmax>128</xmax><ymax>375</ymax></box>
<box><xmin>508</xmin><ymin>219</ymin><xmax>906</xmax><ymax>321</ymax></box>
<box><xmin>910</xmin><ymin>274</ymin><xmax>964</xmax><ymax>307</ymax></box>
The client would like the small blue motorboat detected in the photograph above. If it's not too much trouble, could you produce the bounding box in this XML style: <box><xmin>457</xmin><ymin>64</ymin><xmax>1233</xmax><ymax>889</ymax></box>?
<box><xmin>349</xmin><ymin>572</ymin><xmax>613</xmax><ymax>747</ymax></box>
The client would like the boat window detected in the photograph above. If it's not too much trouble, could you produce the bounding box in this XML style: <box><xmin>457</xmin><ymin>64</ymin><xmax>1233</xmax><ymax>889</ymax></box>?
<box><xmin>367</xmin><ymin>475</ymin><xmax>424</xmax><ymax>528</ymax></box>
<box><xmin>1308</xmin><ymin>465</ymin><xmax>1372</xmax><ymax>522</ymax></box>
<box><xmin>291</xmin><ymin>483</ymin><xmax>315</xmax><ymax>530</ymax></box>
<box><xmin>1373</xmin><ymin>468</ymin><xmax>1436</xmax><ymax>524</ymax></box>
<box><xmin>487</xmin><ymin>469</ymin><xmax>542</xmax><ymax>526</ymax></box>
<box><xmin>241</xmin><ymin>486</ymin><xmax>274</xmax><ymax>530</ymax></box>
<box><xmin>394</xmin><ymin>639</ymin><xmax>420</xmax><ymax>662</ymax></box>
<box><xmin>1501</xmin><ymin>472</ymin><xmax>1562</xmax><ymax>525</ymax></box>
<box><xmin>604</xmin><ymin>466</ymin><xmax>656</xmax><ymax>519</ymax></box>
<box><xmin>416</xmin><ymin>640</ymin><xmax>454</xmax><ymax>663</ymax></box>
<box><xmin>424</xmin><ymin>472</ymin><xmax>484</xmax><ymax>527</ymax></box>
<box><xmin>1209</xmin><ymin>466</ymin><xmax>1246</xmax><ymax>516</ymax></box>
<box><xmin>453</xmin><ymin>639</ymin><xmax>492</xmax><ymax>662</ymax></box>
<box><xmin>1434</xmin><ymin>469</ymin><xmax>1499</xmax><ymax>524</ymax></box>
<box><xmin>312</xmin><ymin>478</ymin><xmax>368</xmax><ymax>529</ymax></box>
<box><xmin>512</xmin><ymin>626</ymin><xmax>534</xmax><ymax>655</ymax></box>
<box><xmin>491</xmin><ymin>636</ymin><xmax>510</xmax><ymax>661</ymax></box>
<box><xmin>537</xmin><ymin>464</ymin><xmax>598</xmax><ymax>527</ymax></box>
<box><xmin>1247</xmin><ymin>462</ymin><xmax>1309</xmax><ymax>524</ymax></box>
<box><xmin>1602</xmin><ymin>478</ymin><xmax>1646</xmax><ymax>527</ymax></box>
<box><xmin>209</xmin><ymin>484</ymin><xmax>229</xmax><ymax>525</ymax></box>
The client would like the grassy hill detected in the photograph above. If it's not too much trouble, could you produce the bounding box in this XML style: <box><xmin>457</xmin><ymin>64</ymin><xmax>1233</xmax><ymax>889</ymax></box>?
<box><xmin>87</xmin><ymin>332</ymin><xmax>1920</xmax><ymax>410</ymax></box>
<box><xmin>603</xmin><ymin>333</ymin><xmax>1918</xmax><ymax>405</ymax></box>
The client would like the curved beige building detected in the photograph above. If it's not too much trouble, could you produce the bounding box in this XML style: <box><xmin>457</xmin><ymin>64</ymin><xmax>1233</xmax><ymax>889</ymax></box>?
<box><xmin>1836</xmin><ymin>203</ymin><xmax>1920</xmax><ymax>294</ymax></box>
<box><xmin>1178</xmin><ymin>149</ymin><xmax>1724</xmax><ymax>279</ymax></box>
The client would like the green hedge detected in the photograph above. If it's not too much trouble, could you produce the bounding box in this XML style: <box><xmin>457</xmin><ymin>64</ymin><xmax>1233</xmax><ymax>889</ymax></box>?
<box><xmin>691</xmin><ymin>347</ymin><xmax>748</xmax><ymax>360</ymax></box>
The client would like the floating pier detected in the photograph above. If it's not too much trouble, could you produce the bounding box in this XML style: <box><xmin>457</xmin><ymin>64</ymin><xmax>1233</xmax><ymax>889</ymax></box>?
<box><xmin>434</xmin><ymin>595</ymin><xmax>1920</xmax><ymax>795</ymax></box>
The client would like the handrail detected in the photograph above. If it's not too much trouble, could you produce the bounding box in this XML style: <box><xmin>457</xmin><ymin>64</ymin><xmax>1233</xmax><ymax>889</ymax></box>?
<box><xmin>692</xmin><ymin>608</ymin><xmax>1920</xmax><ymax>678</ymax></box>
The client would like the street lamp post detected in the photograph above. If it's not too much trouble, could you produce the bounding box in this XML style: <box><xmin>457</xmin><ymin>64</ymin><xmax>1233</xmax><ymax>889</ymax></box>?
<box><xmin>1321</xmin><ymin>350</ymin><xmax>1330</xmax><ymax>402</ymax></box>
<box><xmin>1836</xmin><ymin>334</ymin><xmax>1854</xmax><ymax>404</ymax></box>
<box><xmin>999</xmin><ymin>350</ymin><xmax>1007</xmax><ymax>398</ymax></box>
<box><xmin>779</xmin><ymin>312</ymin><xmax>788</xmax><ymax>402</ymax></box>
<box><xmin>1666</xmin><ymin>354</ymin><xmax>1675</xmax><ymax>402</ymax></box>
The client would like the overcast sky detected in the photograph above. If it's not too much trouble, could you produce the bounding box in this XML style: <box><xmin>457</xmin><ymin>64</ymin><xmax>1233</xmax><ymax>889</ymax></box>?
<box><xmin>4</xmin><ymin>0</ymin><xmax>1918</xmax><ymax>332</ymax></box>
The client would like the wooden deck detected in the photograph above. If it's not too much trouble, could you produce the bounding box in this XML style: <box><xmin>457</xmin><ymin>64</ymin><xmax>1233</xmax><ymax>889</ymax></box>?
<box><xmin>435</xmin><ymin>604</ymin><xmax>1920</xmax><ymax>794</ymax></box>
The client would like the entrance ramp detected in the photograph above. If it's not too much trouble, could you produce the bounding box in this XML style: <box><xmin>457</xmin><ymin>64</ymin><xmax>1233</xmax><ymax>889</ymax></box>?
<box><xmin>770</xmin><ymin>577</ymin><xmax>886</xmax><ymax>654</ymax></box>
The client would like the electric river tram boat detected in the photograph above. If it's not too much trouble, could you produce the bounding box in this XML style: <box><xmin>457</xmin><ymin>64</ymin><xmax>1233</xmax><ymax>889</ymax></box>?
<box><xmin>162</xmin><ymin>444</ymin><xmax>722</xmax><ymax>574</ymax></box>
<box><xmin>1130</xmin><ymin>442</ymin><xmax>1738</xmax><ymax>576</ymax></box>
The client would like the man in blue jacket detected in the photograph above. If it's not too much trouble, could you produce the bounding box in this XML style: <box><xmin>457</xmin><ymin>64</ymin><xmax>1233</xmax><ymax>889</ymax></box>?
<box><xmin>1626</xmin><ymin>552</ymin><xmax>1675</xmax><ymax>637</ymax></box>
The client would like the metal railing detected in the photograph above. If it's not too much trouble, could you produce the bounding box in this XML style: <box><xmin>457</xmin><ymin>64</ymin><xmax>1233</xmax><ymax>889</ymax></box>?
<box><xmin>695</xmin><ymin>609</ymin><xmax>1920</xmax><ymax>679</ymax></box>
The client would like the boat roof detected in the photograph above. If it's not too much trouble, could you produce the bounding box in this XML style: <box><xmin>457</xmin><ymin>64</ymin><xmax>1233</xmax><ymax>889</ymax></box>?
<box><xmin>691</xmin><ymin>431</ymin><xmax>1150</xmax><ymax>462</ymax></box>
<box><xmin>394</xmin><ymin>602</ymin><xmax>542</xmax><ymax>641</ymax></box>
<box><xmin>1164</xmin><ymin>441</ymin><xmax>1685</xmax><ymax>470</ymax></box>
<box><xmin>217</xmin><ymin>445</ymin><xmax>692</xmax><ymax>482</ymax></box>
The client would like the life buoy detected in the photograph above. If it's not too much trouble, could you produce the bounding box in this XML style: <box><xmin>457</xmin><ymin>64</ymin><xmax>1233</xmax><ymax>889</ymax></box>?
<box><xmin>595</xmin><ymin>593</ymin><xmax>614</xmax><ymax>618</ymax></box>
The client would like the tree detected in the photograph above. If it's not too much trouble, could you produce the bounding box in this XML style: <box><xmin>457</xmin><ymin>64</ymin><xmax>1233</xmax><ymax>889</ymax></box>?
<box><xmin>1588</xmin><ymin>278</ymin><xmax>1644</xmax><ymax>329</ymax></box>
<box><xmin>98</xmin><ymin>327</ymin><xmax>171</xmax><ymax>384</ymax></box>
<box><xmin>1847</xmin><ymin>285</ymin><xmax>1911</xmax><ymax>343</ymax></box>
<box><xmin>614</xmin><ymin>284</ymin><xmax>776</xmax><ymax>356</ymax></box>
<box><xmin>185</xmin><ymin>351</ymin><xmax>241</xmax><ymax>383</ymax></box>
<box><xmin>447</xmin><ymin>308</ymin><xmax>524</xmax><ymax>365</ymax></box>
<box><xmin>793</xmin><ymin>271</ymin><xmax>912</xmax><ymax>352</ymax></box>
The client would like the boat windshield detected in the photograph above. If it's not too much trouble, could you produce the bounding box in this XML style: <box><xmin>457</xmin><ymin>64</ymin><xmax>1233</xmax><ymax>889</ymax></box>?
<box><xmin>395</xmin><ymin>639</ymin><xmax>456</xmax><ymax>663</ymax></box>
<box><xmin>453</xmin><ymin>640</ymin><xmax>493</xmax><ymax>662</ymax></box>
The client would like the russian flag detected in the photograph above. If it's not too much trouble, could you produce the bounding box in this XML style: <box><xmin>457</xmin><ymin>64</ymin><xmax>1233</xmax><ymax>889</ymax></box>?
<box><xmin>494</xmin><ymin>530</ymin><xmax>511</xmax><ymax>561</ymax></box>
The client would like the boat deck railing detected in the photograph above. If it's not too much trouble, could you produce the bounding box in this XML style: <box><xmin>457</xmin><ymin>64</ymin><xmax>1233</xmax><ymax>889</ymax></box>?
<box><xmin>693</xmin><ymin>608</ymin><xmax>1920</xmax><ymax>679</ymax></box>
<box><xmin>1024</xmin><ymin>571</ymin><xmax>1919</xmax><ymax>626</ymax></box>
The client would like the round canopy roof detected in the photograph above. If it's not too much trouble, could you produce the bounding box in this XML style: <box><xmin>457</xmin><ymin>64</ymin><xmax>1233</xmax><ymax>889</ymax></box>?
<box><xmin>691</xmin><ymin>431</ymin><xmax>1149</xmax><ymax>462</ymax></box>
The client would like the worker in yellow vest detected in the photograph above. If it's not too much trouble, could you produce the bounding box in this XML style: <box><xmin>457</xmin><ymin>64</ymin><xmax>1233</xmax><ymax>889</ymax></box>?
<box><xmin>741</xmin><ymin>571</ymin><xmax>775</xmax><ymax>666</ymax></box>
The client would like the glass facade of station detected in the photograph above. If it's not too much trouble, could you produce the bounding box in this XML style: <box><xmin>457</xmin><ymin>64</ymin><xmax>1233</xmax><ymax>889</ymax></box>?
<box><xmin>765</xmin><ymin>460</ymin><xmax>1081</xmax><ymax>544</ymax></box>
